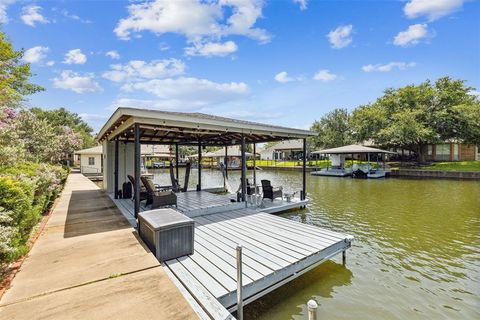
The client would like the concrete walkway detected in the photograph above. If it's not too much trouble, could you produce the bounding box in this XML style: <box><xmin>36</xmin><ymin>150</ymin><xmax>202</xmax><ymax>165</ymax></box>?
<box><xmin>0</xmin><ymin>173</ymin><xmax>198</xmax><ymax>320</ymax></box>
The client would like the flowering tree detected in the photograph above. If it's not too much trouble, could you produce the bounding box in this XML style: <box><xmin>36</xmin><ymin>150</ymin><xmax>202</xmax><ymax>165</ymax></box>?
<box><xmin>0</xmin><ymin>108</ymin><xmax>83</xmax><ymax>165</ymax></box>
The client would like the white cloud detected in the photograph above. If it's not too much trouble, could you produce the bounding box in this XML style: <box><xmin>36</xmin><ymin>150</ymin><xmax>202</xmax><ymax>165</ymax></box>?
<box><xmin>274</xmin><ymin>71</ymin><xmax>298</xmax><ymax>83</ymax></box>
<box><xmin>313</xmin><ymin>69</ymin><xmax>337</xmax><ymax>82</ymax></box>
<box><xmin>362</xmin><ymin>62</ymin><xmax>416</xmax><ymax>72</ymax></box>
<box><xmin>60</xmin><ymin>9</ymin><xmax>92</xmax><ymax>24</ymax></box>
<box><xmin>63</xmin><ymin>49</ymin><xmax>87</xmax><ymax>64</ymax></box>
<box><xmin>21</xmin><ymin>5</ymin><xmax>49</xmax><ymax>27</ymax></box>
<box><xmin>185</xmin><ymin>41</ymin><xmax>238</xmax><ymax>57</ymax></box>
<box><xmin>23</xmin><ymin>46</ymin><xmax>49</xmax><ymax>64</ymax></box>
<box><xmin>293</xmin><ymin>0</ymin><xmax>308</xmax><ymax>11</ymax></box>
<box><xmin>46</xmin><ymin>60</ymin><xmax>55</xmax><ymax>66</ymax></box>
<box><xmin>106</xmin><ymin>50</ymin><xmax>120</xmax><ymax>60</ymax></box>
<box><xmin>121</xmin><ymin>77</ymin><xmax>249</xmax><ymax>107</ymax></box>
<box><xmin>102</xmin><ymin>59</ymin><xmax>186</xmax><ymax>82</ymax></box>
<box><xmin>404</xmin><ymin>0</ymin><xmax>464</xmax><ymax>21</ymax></box>
<box><xmin>0</xmin><ymin>0</ymin><xmax>15</xmax><ymax>24</ymax></box>
<box><xmin>393</xmin><ymin>24</ymin><xmax>432</xmax><ymax>47</ymax></box>
<box><xmin>327</xmin><ymin>24</ymin><xmax>353</xmax><ymax>49</ymax></box>
<box><xmin>114</xmin><ymin>0</ymin><xmax>270</xmax><ymax>45</ymax></box>
<box><xmin>79</xmin><ymin>113</ymin><xmax>107</xmax><ymax>122</ymax></box>
<box><xmin>53</xmin><ymin>70</ymin><xmax>102</xmax><ymax>93</ymax></box>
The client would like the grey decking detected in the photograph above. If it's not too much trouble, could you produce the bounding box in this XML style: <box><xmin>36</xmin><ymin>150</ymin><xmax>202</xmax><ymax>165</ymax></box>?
<box><xmin>109</xmin><ymin>191</ymin><xmax>353</xmax><ymax>316</ymax></box>
<box><xmin>165</xmin><ymin>208</ymin><xmax>352</xmax><ymax>310</ymax></box>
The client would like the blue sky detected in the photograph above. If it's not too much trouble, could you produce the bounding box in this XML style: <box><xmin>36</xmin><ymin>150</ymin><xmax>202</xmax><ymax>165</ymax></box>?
<box><xmin>2</xmin><ymin>0</ymin><xmax>479</xmax><ymax>132</ymax></box>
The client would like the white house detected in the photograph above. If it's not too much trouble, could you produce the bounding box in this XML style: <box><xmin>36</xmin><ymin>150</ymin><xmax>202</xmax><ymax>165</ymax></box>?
<box><xmin>75</xmin><ymin>145</ymin><xmax>103</xmax><ymax>174</ymax></box>
<box><xmin>259</xmin><ymin>139</ymin><xmax>305</xmax><ymax>160</ymax></box>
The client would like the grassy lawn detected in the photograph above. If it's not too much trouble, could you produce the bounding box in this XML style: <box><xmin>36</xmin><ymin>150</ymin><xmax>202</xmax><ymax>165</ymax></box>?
<box><xmin>417</xmin><ymin>161</ymin><xmax>480</xmax><ymax>172</ymax></box>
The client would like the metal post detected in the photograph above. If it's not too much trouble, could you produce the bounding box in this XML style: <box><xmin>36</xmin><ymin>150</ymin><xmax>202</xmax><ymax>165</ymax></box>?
<box><xmin>253</xmin><ymin>143</ymin><xmax>257</xmax><ymax>197</ymax></box>
<box><xmin>114</xmin><ymin>138</ymin><xmax>119</xmax><ymax>199</ymax></box>
<box><xmin>225</xmin><ymin>146</ymin><xmax>228</xmax><ymax>179</ymax></box>
<box><xmin>175</xmin><ymin>143</ymin><xmax>179</xmax><ymax>180</ymax></box>
<box><xmin>197</xmin><ymin>140</ymin><xmax>202</xmax><ymax>191</ymax></box>
<box><xmin>134</xmin><ymin>123</ymin><xmax>141</xmax><ymax>219</ymax></box>
<box><xmin>302</xmin><ymin>138</ymin><xmax>307</xmax><ymax>201</ymax></box>
<box><xmin>342</xmin><ymin>250</ymin><xmax>346</xmax><ymax>265</ymax></box>
<box><xmin>307</xmin><ymin>299</ymin><xmax>318</xmax><ymax>320</ymax></box>
<box><xmin>236</xmin><ymin>245</ymin><xmax>243</xmax><ymax>320</ymax></box>
<box><xmin>240</xmin><ymin>135</ymin><xmax>247</xmax><ymax>202</ymax></box>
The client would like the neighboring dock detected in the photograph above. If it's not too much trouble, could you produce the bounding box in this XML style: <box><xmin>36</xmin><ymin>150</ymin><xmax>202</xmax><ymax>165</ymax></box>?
<box><xmin>0</xmin><ymin>173</ymin><xmax>199</xmax><ymax>320</ymax></box>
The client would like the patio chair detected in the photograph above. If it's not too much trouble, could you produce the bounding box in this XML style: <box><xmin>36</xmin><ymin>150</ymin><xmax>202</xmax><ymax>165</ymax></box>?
<box><xmin>261</xmin><ymin>179</ymin><xmax>283</xmax><ymax>201</ymax></box>
<box><xmin>141</xmin><ymin>176</ymin><xmax>177</xmax><ymax>209</ymax></box>
<box><xmin>127</xmin><ymin>174</ymin><xmax>148</xmax><ymax>202</ymax></box>
<box><xmin>169</xmin><ymin>162</ymin><xmax>181</xmax><ymax>192</ymax></box>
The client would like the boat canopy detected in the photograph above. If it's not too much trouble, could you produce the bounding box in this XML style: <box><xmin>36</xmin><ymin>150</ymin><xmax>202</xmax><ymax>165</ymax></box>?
<box><xmin>312</xmin><ymin>144</ymin><xmax>396</xmax><ymax>154</ymax></box>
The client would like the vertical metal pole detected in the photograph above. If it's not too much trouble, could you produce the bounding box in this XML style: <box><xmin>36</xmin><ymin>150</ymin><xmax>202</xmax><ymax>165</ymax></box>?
<box><xmin>342</xmin><ymin>250</ymin><xmax>346</xmax><ymax>265</ymax></box>
<box><xmin>114</xmin><ymin>138</ymin><xmax>119</xmax><ymax>199</ymax></box>
<box><xmin>134</xmin><ymin>124</ymin><xmax>141</xmax><ymax>219</ymax></box>
<box><xmin>236</xmin><ymin>245</ymin><xmax>243</xmax><ymax>320</ymax></box>
<box><xmin>240</xmin><ymin>135</ymin><xmax>247</xmax><ymax>202</ymax></box>
<box><xmin>253</xmin><ymin>143</ymin><xmax>257</xmax><ymax>192</ymax></box>
<box><xmin>225</xmin><ymin>146</ymin><xmax>228</xmax><ymax>179</ymax></box>
<box><xmin>307</xmin><ymin>300</ymin><xmax>318</xmax><ymax>320</ymax></box>
<box><xmin>175</xmin><ymin>143</ymin><xmax>179</xmax><ymax>180</ymax></box>
<box><xmin>302</xmin><ymin>138</ymin><xmax>307</xmax><ymax>201</ymax></box>
<box><xmin>197</xmin><ymin>140</ymin><xmax>202</xmax><ymax>191</ymax></box>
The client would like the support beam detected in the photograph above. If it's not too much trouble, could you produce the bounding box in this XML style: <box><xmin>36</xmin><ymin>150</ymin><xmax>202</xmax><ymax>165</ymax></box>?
<box><xmin>197</xmin><ymin>140</ymin><xmax>202</xmax><ymax>191</ymax></box>
<box><xmin>301</xmin><ymin>138</ymin><xmax>307</xmax><ymax>201</ymax></box>
<box><xmin>240</xmin><ymin>135</ymin><xmax>247</xmax><ymax>202</ymax></box>
<box><xmin>175</xmin><ymin>143</ymin><xmax>179</xmax><ymax>180</ymax></box>
<box><xmin>114</xmin><ymin>138</ymin><xmax>119</xmax><ymax>199</ymax></box>
<box><xmin>134</xmin><ymin>123</ymin><xmax>141</xmax><ymax>219</ymax></box>
<box><xmin>225</xmin><ymin>146</ymin><xmax>228</xmax><ymax>179</ymax></box>
<box><xmin>253</xmin><ymin>143</ymin><xmax>256</xmax><ymax>188</ymax></box>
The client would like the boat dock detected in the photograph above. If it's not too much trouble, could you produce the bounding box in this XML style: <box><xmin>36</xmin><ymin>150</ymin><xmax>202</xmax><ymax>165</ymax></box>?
<box><xmin>110</xmin><ymin>191</ymin><xmax>353</xmax><ymax>318</ymax></box>
<box><xmin>97</xmin><ymin>108</ymin><xmax>354</xmax><ymax>319</ymax></box>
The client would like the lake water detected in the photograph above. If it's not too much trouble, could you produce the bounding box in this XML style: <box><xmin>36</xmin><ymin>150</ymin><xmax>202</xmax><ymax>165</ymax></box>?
<box><xmin>149</xmin><ymin>168</ymin><xmax>480</xmax><ymax>319</ymax></box>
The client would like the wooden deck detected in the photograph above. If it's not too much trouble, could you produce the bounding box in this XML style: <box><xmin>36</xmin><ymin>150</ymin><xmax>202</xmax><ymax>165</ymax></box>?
<box><xmin>109</xmin><ymin>191</ymin><xmax>353</xmax><ymax>317</ymax></box>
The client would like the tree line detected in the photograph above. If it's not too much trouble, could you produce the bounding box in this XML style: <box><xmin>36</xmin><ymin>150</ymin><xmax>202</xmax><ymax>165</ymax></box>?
<box><xmin>310</xmin><ymin>77</ymin><xmax>480</xmax><ymax>162</ymax></box>
<box><xmin>0</xmin><ymin>31</ymin><xmax>95</xmax><ymax>166</ymax></box>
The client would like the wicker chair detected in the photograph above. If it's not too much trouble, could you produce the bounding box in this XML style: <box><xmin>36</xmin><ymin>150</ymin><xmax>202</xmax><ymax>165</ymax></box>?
<box><xmin>261</xmin><ymin>179</ymin><xmax>283</xmax><ymax>201</ymax></box>
<box><xmin>127</xmin><ymin>174</ymin><xmax>148</xmax><ymax>202</ymax></box>
<box><xmin>141</xmin><ymin>176</ymin><xmax>177</xmax><ymax>209</ymax></box>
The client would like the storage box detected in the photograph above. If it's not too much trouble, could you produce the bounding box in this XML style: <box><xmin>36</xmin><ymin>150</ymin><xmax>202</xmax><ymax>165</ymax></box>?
<box><xmin>138</xmin><ymin>208</ymin><xmax>194</xmax><ymax>262</ymax></box>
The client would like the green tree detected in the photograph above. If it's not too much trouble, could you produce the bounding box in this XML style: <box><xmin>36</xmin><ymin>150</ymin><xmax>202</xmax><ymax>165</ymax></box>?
<box><xmin>30</xmin><ymin>107</ymin><xmax>95</xmax><ymax>149</ymax></box>
<box><xmin>310</xmin><ymin>108</ymin><xmax>354</xmax><ymax>149</ymax></box>
<box><xmin>350</xmin><ymin>77</ymin><xmax>480</xmax><ymax>162</ymax></box>
<box><xmin>0</xmin><ymin>32</ymin><xmax>43</xmax><ymax>107</ymax></box>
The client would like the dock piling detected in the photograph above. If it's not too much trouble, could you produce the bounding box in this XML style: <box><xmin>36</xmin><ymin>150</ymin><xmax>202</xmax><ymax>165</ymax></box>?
<box><xmin>236</xmin><ymin>245</ymin><xmax>243</xmax><ymax>320</ymax></box>
<box><xmin>342</xmin><ymin>250</ymin><xmax>346</xmax><ymax>265</ymax></box>
<box><xmin>307</xmin><ymin>299</ymin><xmax>318</xmax><ymax>320</ymax></box>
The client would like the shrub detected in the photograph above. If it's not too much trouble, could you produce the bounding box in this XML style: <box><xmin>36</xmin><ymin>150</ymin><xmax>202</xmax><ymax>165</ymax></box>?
<box><xmin>0</xmin><ymin>162</ymin><xmax>67</xmax><ymax>275</ymax></box>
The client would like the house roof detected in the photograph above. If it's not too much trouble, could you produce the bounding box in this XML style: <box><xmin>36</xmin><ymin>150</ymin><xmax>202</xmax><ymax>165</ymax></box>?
<box><xmin>97</xmin><ymin>107</ymin><xmax>316</xmax><ymax>146</ymax></box>
<box><xmin>312</xmin><ymin>144</ymin><xmax>396</xmax><ymax>154</ymax></box>
<box><xmin>74</xmin><ymin>145</ymin><xmax>103</xmax><ymax>155</ymax></box>
<box><xmin>260</xmin><ymin>139</ymin><xmax>304</xmax><ymax>153</ymax></box>
<box><xmin>189</xmin><ymin>146</ymin><xmax>254</xmax><ymax>158</ymax></box>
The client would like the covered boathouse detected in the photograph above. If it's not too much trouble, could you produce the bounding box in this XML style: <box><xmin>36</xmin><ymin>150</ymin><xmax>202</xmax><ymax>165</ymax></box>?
<box><xmin>97</xmin><ymin>107</ymin><xmax>354</xmax><ymax>319</ymax></box>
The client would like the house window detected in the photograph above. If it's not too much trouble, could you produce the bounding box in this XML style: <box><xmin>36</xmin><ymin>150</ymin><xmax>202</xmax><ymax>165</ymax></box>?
<box><xmin>88</xmin><ymin>157</ymin><xmax>95</xmax><ymax>166</ymax></box>
<box><xmin>435</xmin><ymin>144</ymin><xmax>450</xmax><ymax>161</ymax></box>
